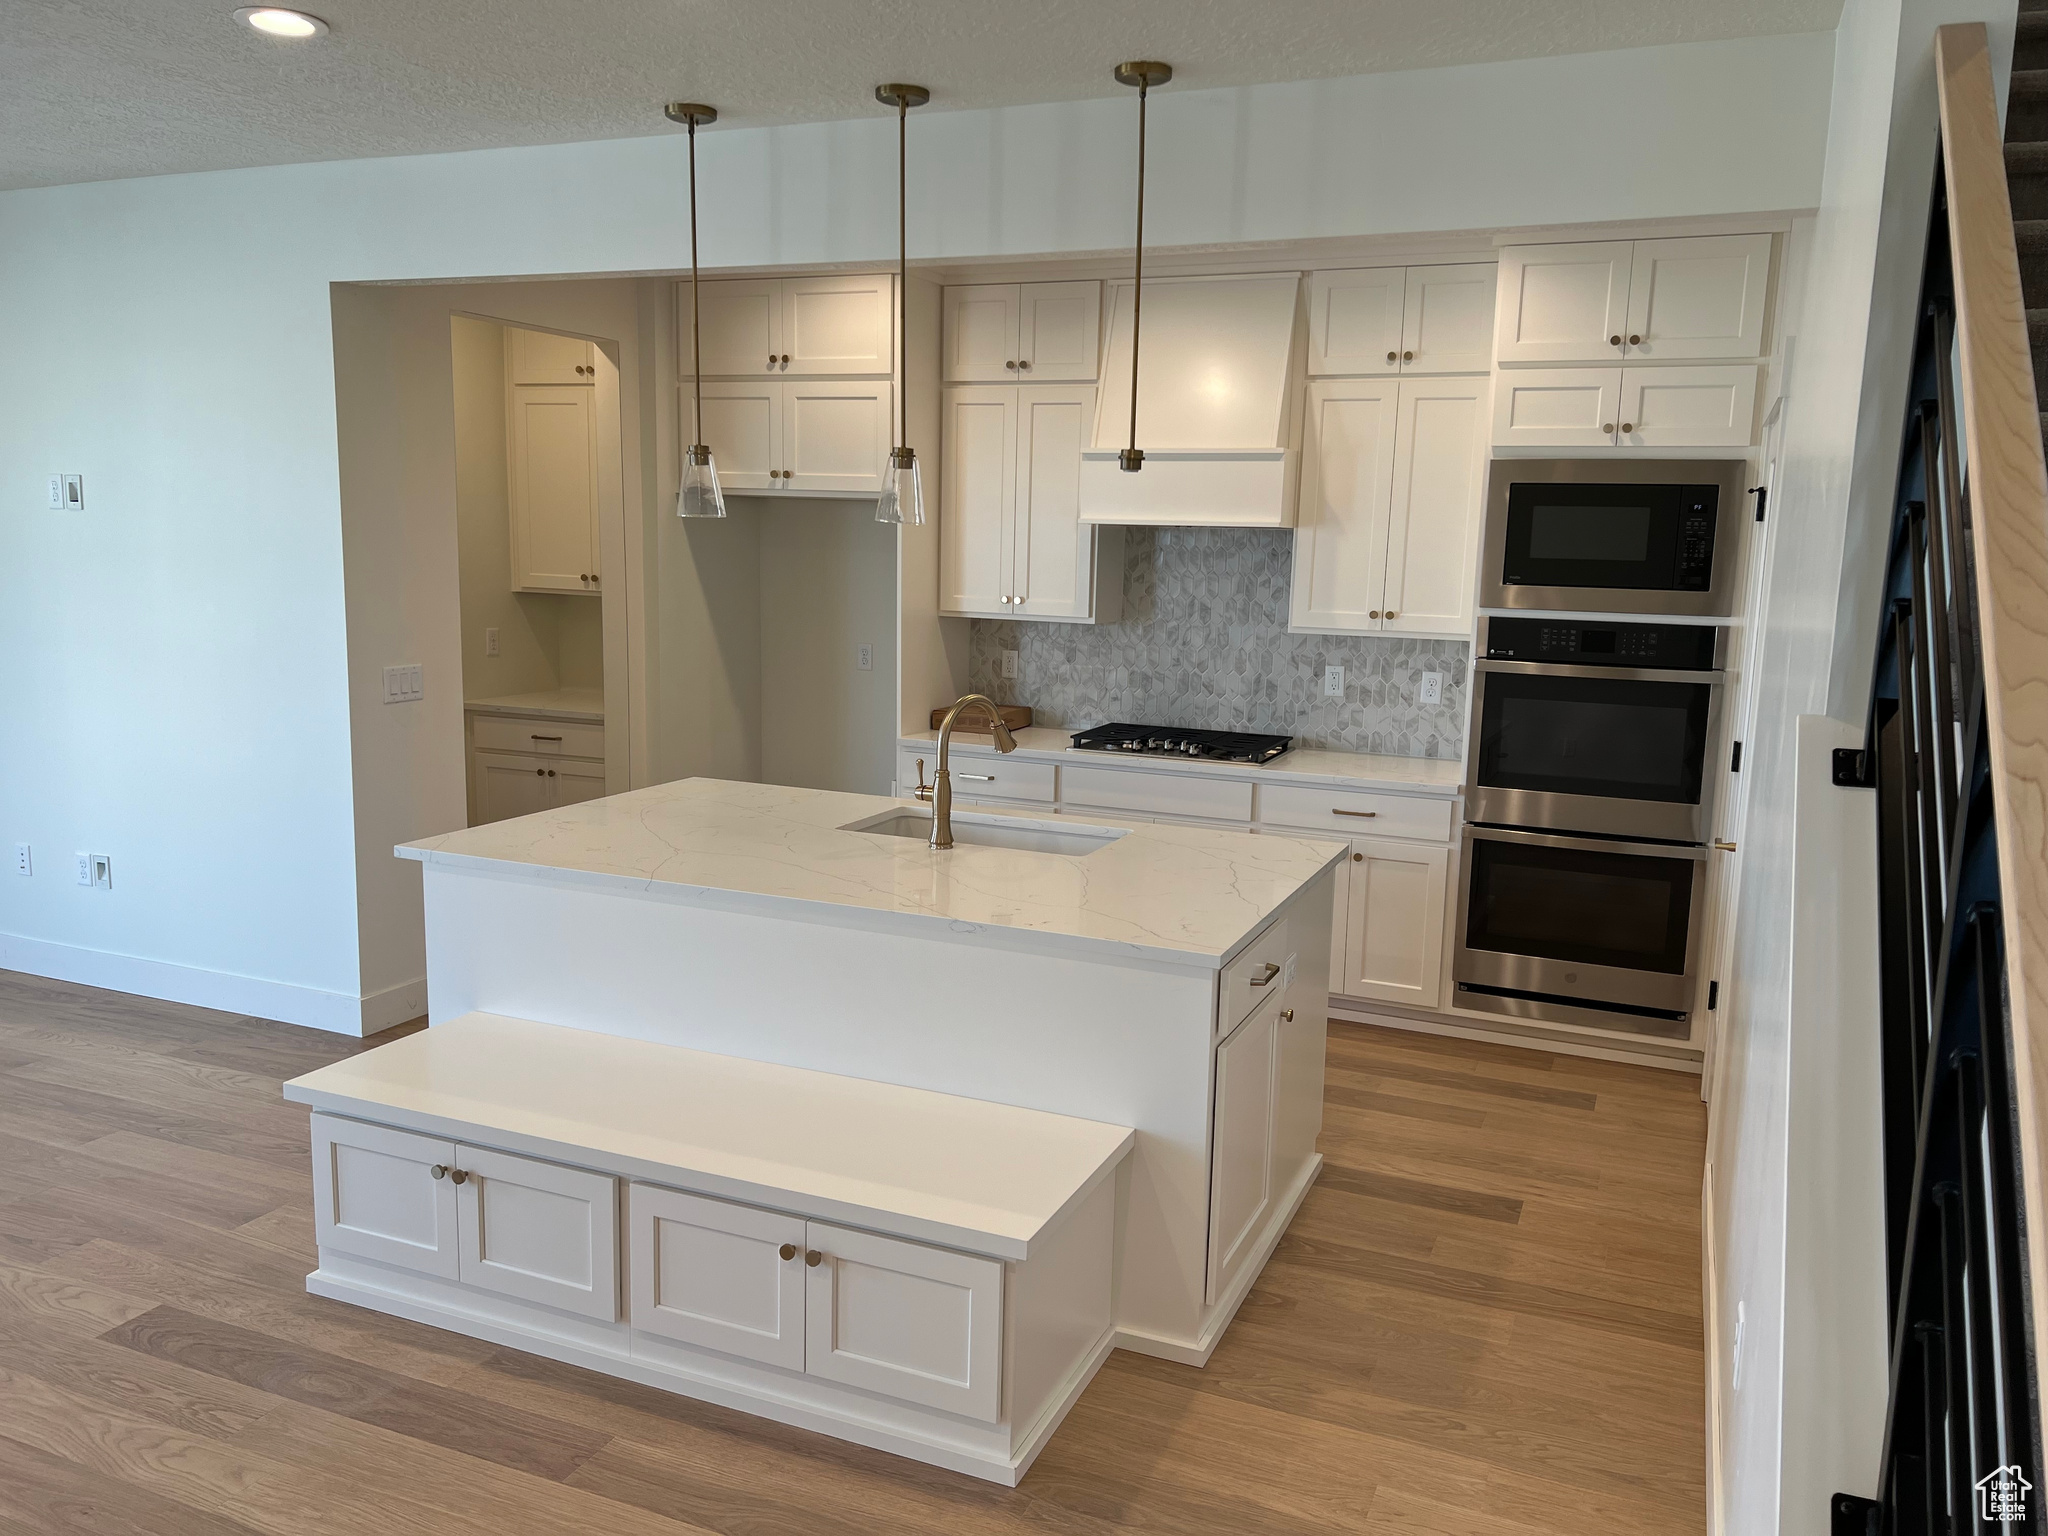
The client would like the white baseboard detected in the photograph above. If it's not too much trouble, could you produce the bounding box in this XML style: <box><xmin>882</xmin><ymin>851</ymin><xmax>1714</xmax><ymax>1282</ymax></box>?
<box><xmin>0</xmin><ymin>932</ymin><xmax>421</xmax><ymax>1038</ymax></box>
<box><xmin>1330</xmin><ymin>1002</ymin><xmax>1705</xmax><ymax>1073</ymax></box>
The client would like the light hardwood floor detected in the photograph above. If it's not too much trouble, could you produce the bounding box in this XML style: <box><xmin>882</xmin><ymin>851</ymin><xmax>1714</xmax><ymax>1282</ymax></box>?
<box><xmin>0</xmin><ymin>969</ymin><xmax>1707</xmax><ymax>1535</ymax></box>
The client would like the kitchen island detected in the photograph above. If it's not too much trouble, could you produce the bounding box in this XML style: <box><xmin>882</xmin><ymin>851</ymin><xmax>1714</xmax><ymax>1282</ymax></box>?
<box><xmin>290</xmin><ymin>777</ymin><xmax>1341</xmax><ymax>1480</ymax></box>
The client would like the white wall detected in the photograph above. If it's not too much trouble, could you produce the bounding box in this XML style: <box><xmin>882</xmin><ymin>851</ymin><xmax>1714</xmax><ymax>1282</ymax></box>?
<box><xmin>0</xmin><ymin>31</ymin><xmax>1835</xmax><ymax>1028</ymax></box>
<box><xmin>1703</xmin><ymin>4</ymin><xmax>2015</xmax><ymax>1532</ymax></box>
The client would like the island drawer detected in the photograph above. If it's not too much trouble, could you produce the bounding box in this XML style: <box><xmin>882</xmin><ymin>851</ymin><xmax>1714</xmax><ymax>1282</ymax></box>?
<box><xmin>1256</xmin><ymin>784</ymin><xmax>1454</xmax><ymax>843</ymax></box>
<box><xmin>1060</xmin><ymin>765</ymin><xmax>1253</xmax><ymax>823</ymax></box>
<box><xmin>1220</xmin><ymin>916</ymin><xmax>1292</xmax><ymax>1033</ymax></box>
<box><xmin>473</xmin><ymin>714</ymin><xmax>605</xmax><ymax>759</ymax></box>
<box><xmin>896</xmin><ymin>750</ymin><xmax>1055</xmax><ymax>804</ymax></box>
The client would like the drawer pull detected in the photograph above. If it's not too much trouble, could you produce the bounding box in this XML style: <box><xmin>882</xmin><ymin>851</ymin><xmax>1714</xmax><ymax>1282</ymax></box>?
<box><xmin>805</xmin><ymin>1249</ymin><xmax>824</xmax><ymax>1267</ymax></box>
<box><xmin>779</xmin><ymin>1243</ymin><xmax>798</xmax><ymax>1261</ymax></box>
<box><xmin>957</xmin><ymin>773</ymin><xmax>995</xmax><ymax>782</ymax></box>
<box><xmin>530</xmin><ymin>734</ymin><xmax>563</xmax><ymax>742</ymax></box>
<box><xmin>1331</xmin><ymin>808</ymin><xmax>1378</xmax><ymax>818</ymax></box>
<box><xmin>1248</xmin><ymin>962</ymin><xmax>1280</xmax><ymax>988</ymax></box>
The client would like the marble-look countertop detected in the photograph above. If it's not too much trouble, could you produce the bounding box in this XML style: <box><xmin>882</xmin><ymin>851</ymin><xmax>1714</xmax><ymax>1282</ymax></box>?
<box><xmin>466</xmin><ymin>687</ymin><xmax>604</xmax><ymax>723</ymax></box>
<box><xmin>397</xmin><ymin>777</ymin><xmax>1346</xmax><ymax>970</ymax></box>
<box><xmin>899</xmin><ymin>727</ymin><xmax>1463</xmax><ymax>796</ymax></box>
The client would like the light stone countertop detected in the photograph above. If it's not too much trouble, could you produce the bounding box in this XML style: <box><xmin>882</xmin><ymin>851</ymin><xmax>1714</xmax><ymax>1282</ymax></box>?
<box><xmin>465</xmin><ymin>687</ymin><xmax>604</xmax><ymax>723</ymax></box>
<box><xmin>899</xmin><ymin>727</ymin><xmax>1464</xmax><ymax>796</ymax></box>
<box><xmin>397</xmin><ymin>777</ymin><xmax>1346</xmax><ymax>970</ymax></box>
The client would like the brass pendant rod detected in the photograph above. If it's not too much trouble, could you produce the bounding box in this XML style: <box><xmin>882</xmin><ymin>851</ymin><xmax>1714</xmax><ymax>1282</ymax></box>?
<box><xmin>898</xmin><ymin>94</ymin><xmax>908</xmax><ymax>453</ymax></box>
<box><xmin>1128</xmin><ymin>77</ymin><xmax>1146</xmax><ymax>461</ymax></box>
<box><xmin>689</xmin><ymin>116</ymin><xmax>704</xmax><ymax>450</ymax></box>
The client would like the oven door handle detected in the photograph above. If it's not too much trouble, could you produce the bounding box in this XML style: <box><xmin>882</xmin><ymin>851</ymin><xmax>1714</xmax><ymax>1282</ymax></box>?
<box><xmin>1475</xmin><ymin>659</ymin><xmax>1725</xmax><ymax>685</ymax></box>
<box><xmin>1461</xmin><ymin>823</ymin><xmax>1710</xmax><ymax>861</ymax></box>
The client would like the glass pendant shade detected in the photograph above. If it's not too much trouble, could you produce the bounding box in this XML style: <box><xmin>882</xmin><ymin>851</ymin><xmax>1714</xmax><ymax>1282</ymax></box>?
<box><xmin>676</xmin><ymin>445</ymin><xmax>726</xmax><ymax>519</ymax></box>
<box><xmin>875</xmin><ymin>446</ymin><xmax>923</xmax><ymax>526</ymax></box>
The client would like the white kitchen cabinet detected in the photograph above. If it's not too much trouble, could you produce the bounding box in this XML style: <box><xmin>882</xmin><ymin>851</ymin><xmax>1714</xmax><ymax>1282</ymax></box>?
<box><xmin>1308</xmin><ymin>264</ymin><xmax>1495</xmax><ymax>377</ymax></box>
<box><xmin>550</xmin><ymin>758</ymin><xmax>607</xmax><ymax>807</ymax></box>
<box><xmin>1289</xmin><ymin>376</ymin><xmax>1486</xmax><ymax>637</ymax></box>
<box><xmin>508</xmin><ymin>385</ymin><xmax>600</xmax><ymax>594</ymax></box>
<box><xmin>311</xmin><ymin>1116</ymin><xmax>459</xmax><ymax>1280</ymax></box>
<box><xmin>804</xmin><ymin>1219</ymin><xmax>1004</xmax><ymax>1422</ymax></box>
<box><xmin>940</xmin><ymin>383</ymin><xmax>1121</xmax><ymax>622</ymax></box>
<box><xmin>689</xmin><ymin>379</ymin><xmax>891</xmax><ymax>495</ymax></box>
<box><xmin>1496</xmin><ymin>235</ymin><xmax>1772</xmax><ymax>365</ymax></box>
<box><xmin>509</xmin><ymin>329</ymin><xmax>596</xmax><ymax>385</ymax></box>
<box><xmin>454</xmin><ymin>1142</ymin><xmax>619</xmax><ymax>1320</ymax></box>
<box><xmin>1491</xmin><ymin>365</ymin><xmax>1757</xmax><ymax>449</ymax></box>
<box><xmin>1338</xmin><ymin>837</ymin><xmax>1450</xmax><ymax>1009</ymax></box>
<box><xmin>1207</xmin><ymin>1001</ymin><xmax>1281</xmax><ymax>1304</ymax></box>
<box><xmin>629</xmin><ymin>1183</ymin><xmax>806</xmax><ymax>1370</ymax></box>
<box><xmin>470</xmin><ymin>751</ymin><xmax>606</xmax><ymax>824</ymax></box>
<box><xmin>944</xmin><ymin>282</ymin><xmax>1101</xmax><ymax>383</ymax></box>
<box><xmin>689</xmin><ymin>274</ymin><xmax>896</xmax><ymax>378</ymax></box>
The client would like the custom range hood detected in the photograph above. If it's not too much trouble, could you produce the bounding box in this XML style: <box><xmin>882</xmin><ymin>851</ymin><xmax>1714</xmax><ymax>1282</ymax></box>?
<box><xmin>1079</xmin><ymin>272</ymin><xmax>1306</xmax><ymax>527</ymax></box>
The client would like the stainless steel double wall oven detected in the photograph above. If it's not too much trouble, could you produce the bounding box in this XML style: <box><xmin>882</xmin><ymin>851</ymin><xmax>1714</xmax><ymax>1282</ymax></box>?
<box><xmin>1456</xmin><ymin>459</ymin><xmax>1740</xmax><ymax>1039</ymax></box>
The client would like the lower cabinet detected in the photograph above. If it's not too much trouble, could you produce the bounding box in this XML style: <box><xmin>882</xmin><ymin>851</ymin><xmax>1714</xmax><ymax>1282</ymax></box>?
<box><xmin>311</xmin><ymin>1115</ymin><xmax>619</xmax><ymax>1320</ymax></box>
<box><xmin>1207</xmin><ymin>1001</ymin><xmax>1280</xmax><ymax>1304</ymax></box>
<box><xmin>629</xmin><ymin>1182</ymin><xmax>1003</xmax><ymax>1422</ymax></box>
<box><xmin>1335</xmin><ymin>837</ymin><xmax>1451</xmax><ymax>1009</ymax></box>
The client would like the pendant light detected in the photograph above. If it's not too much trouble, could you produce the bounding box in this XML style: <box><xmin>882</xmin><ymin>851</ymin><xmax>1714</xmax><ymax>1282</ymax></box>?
<box><xmin>874</xmin><ymin>83</ymin><xmax>931</xmax><ymax>525</ymax></box>
<box><xmin>666</xmin><ymin>101</ymin><xmax>726</xmax><ymax>518</ymax></box>
<box><xmin>1113</xmin><ymin>61</ymin><xmax>1171</xmax><ymax>473</ymax></box>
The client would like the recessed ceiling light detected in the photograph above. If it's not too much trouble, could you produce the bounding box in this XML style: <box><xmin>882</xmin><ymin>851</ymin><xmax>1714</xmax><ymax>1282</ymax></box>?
<box><xmin>233</xmin><ymin>7</ymin><xmax>329</xmax><ymax>38</ymax></box>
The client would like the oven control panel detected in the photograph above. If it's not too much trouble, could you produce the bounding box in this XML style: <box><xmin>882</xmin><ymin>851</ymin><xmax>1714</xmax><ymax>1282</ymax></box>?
<box><xmin>1677</xmin><ymin>492</ymin><xmax>1718</xmax><ymax>591</ymax></box>
<box><xmin>1484</xmin><ymin>617</ymin><xmax>1721</xmax><ymax>670</ymax></box>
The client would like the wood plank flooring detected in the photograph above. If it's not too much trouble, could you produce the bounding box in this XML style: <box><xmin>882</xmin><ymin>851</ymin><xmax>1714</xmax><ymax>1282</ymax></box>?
<box><xmin>0</xmin><ymin>969</ymin><xmax>1708</xmax><ymax>1534</ymax></box>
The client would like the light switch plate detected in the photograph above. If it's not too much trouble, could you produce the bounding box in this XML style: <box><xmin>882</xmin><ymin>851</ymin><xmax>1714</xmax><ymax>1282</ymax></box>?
<box><xmin>1323</xmin><ymin>665</ymin><xmax>1344</xmax><ymax>698</ymax></box>
<box><xmin>856</xmin><ymin>643</ymin><xmax>874</xmax><ymax>672</ymax></box>
<box><xmin>1419</xmin><ymin>670</ymin><xmax>1443</xmax><ymax>705</ymax></box>
<box><xmin>61</xmin><ymin>474</ymin><xmax>84</xmax><ymax>510</ymax></box>
<box><xmin>91</xmin><ymin>854</ymin><xmax>112</xmax><ymax>891</ymax></box>
<box><xmin>382</xmin><ymin>664</ymin><xmax>424</xmax><ymax>703</ymax></box>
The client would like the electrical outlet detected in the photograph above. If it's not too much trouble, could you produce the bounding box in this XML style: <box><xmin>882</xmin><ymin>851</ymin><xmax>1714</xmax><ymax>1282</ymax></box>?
<box><xmin>856</xmin><ymin>643</ymin><xmax>874</xmax><ymax>672</ymax></box>
<box><xmin>91</xmin><ymin>854</ymin><xmax>112</xmax><ymax>891</ymax></box>
<box><xmin>1282</xmin><ymin>952</ymin><xmax>1298</xmax><ymax>989</ymax></box>
<box><xmin>13</xmin><ymin>844</ymin><xmax>29</xmax><ymax>877</ymax></box>
<box><xmin>75</xmin><ymin>852</ymin><xmax>93</xmax><ymax>887</ymax></box>
<box><xmin>61</xmin><ymin>474</ymin><xmax>84</xmax><ymax>511</ymax></box>
<box><xmin>47</xmin><ymin>476</ymin><xmax>64</xmax><ymax>509</ymax></box>
<box><xmin>1418</xmin><ymin>670</ymin><xmax>1443</xmax><ymax>705</ymax></box>
<box><xmin>1323</xmin><ymin>665</ymin><xmax>1345</xmax><ymax>698</ymax></box>
<box><xmin>382</xmin><ymin>664</ymin><xmax>424</xmax><ymax>703</ymax></box>
<box><xmin>1001</xmin><ymin>649</ymin><xmax>1019</xmax><ymax>681</ymax></box>
<box><xmin>484</xmin><ymin>628</ymin><xmax>500</xmax><ymax>658</ymax></box>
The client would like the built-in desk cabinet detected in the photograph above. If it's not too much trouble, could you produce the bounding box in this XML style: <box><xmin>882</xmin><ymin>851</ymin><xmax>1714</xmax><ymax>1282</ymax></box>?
<box><xmin>467</xmin><ymin>708</ymin><xmax>606</xmax><ymax>825</ymax></box>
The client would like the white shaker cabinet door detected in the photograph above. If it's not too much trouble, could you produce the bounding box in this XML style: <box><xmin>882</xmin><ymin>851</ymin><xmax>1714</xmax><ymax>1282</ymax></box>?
<box><xmin>1494</xmin><ymin>243</ymin><xmax>1633</xmax><ymax>365</ymax></box>
<box><xmin>1013</xmin><ymin>385</ymin><xmax>1098</xmax><ymax>620</ymax></box>
<box><xmin>803</xmin><ymin>1220</ymin><xmax>1003</xmax><ymax>1422</ymax></box>
<box><xmin>509</xmin><ymin>328</ymin><xmax>594</xmax><ymax>385</ymax></box>
<box><xmin>1207</xmin><ymin>1002</ymin><xmax>1281</xmax><ymax>1304</ymax></box>
<box><xmin>1381</xmin><ymin>377</ymin><xmax>1487</xmax><ymax>637</ymax></box>
<box><xmin>781</xmin><ymin>274</ymin><xmax>895</xmax><ymax>375</ymax></box>
<box><xmin>942</xmin><ymin>284</ymin><xmax>1021</xmax><ymax>383</ymax></box>
<box><xmin>1307</xmin><ymin>267</ymin><xmax>1405</xmax><ymax>376</ymax></box>
<box><xmin>310</xmin><ymin>1115</ymin><xmax>459</xmax><ymax>1279</ymax></box>
<box><xmin>1490</xmin><ymin>367</ymin><xmax>1621</xmax><ymax>449</ymax></box>
<box><xmin>454</xmin><ymin>1143</ymin><xmax>619</xmax><ymax>1321</ymax></box>
<box><xmin>939</xmin><ymin>385</ymin><xmax>1018</xmax><ymax>617</ymax></box>
<box><xmin>1018</xmin><ymin>281</ymin><xmax>1102</xmax><ymax>381</ymax></box>
<box><xmin>694</xmin><ymin>279</ymin><xmax>783</xmax><ymax>376</ymax></box>
<box><xmin>1622</xmin><ymin>234</ymin><xmax>1772</xmax><ymax>361</ymax></box>
<box><xmin>1618</xmin><ymin>365</ymin><xmax>1760</xmax><ymax>449</ymax></box>
<box><xmin>473</xmin><ymin>752</ymin><xmax>557</xmax><ymax>826</ymax></box>
<box><xmin>629</xmin><ymin>1184</ymin><xmax>806</xmax><ymax>1371</ymax></box>
<box><xmin>1400</xmin><ymin>264</ymin><xmax>1496</xmax><ymax>375</ymax></box>
<box><xmin>783</xmin><ymin>380</ymin><xmax>891</xmax><ymax>493</ymax></box>
<box><xmin>1338</xmin><ymin>838</ymin><xmax>1450</xmax><ymax>1008</ymax></box>
<box><xmin>695</xmin><ymin>382</ymin><xmax>782</xmax><ymax>491</ymax></box>
<box><xmin>1289</xmin><ymin>379</ymin><xmax>1399</xmax><ymax>632</ymax></box>
<box><xmin>549</xmin><ymin>758</ymin><xmax>608</xmax><ymax>808</ymax></box>
<box><xmin>508</xmin><ymin>385</ymin><xmax>599</xmax><ymax>593</ymax></box>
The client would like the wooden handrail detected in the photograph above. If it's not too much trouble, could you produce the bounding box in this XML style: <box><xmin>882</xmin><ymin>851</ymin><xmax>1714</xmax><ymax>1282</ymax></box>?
<box><xmin>1935</xmin><ymin>21</ymin><xmax>2048</xmax><ymax>1375</ymax></box>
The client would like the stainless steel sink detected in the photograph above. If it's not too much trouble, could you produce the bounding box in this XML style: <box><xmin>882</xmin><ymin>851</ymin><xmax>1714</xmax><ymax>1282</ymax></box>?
<box><xmin>841</xmin><ymin>809</ymin><xmax>1127</xmax><ymax>857</ymax></box>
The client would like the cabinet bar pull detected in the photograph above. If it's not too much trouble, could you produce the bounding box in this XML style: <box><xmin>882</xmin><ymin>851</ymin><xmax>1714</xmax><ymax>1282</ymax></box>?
<box><xmin>1248</xmin><ymin>962</ymin><xmax>1280</xmax><ymax>987</ymax></box>
<box><xmin>957</xmin><ymin>773</ymin><xmax>996</xmax><ymax>781</ymax></box>
<box><xmin>530</xmin><ymin>734</ymin><xmax>563</xmax><ymax>742</ymax></box>
<box><xmin>1331</xmin><ymin>808</ymin><xmax>1378</xmax><ymax>818</ymax></box>
<box><xmin>1714</xmin><ymin>840</ymin><xmax>1738</xmax><ymax>852</ymax></box>
<box><xmin>779</xmin><ymin>1243</ymin><xmax>798</xmax><ymax>1261</ymax></box>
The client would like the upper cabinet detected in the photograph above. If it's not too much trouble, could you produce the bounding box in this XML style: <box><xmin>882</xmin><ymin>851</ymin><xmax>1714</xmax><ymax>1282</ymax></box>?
<box><xmin>1492</xmin><ymin>365</ymin><xmax>1758</xmax><ymax>449</ymax></box>
<box><xmin>943</xmin><ymin>282</ymin><xmax>1101</xmax><ymax>383</ymax></box>
<box><xmin>1495</xmin><ymin>235</ymin><xmax>1772</xmax><ymax>366</ymax></box>
<box><xmin>1308</xmin><ymin>263</ymin><xmax>1496</xmax><ymax>376</ymax></box>
<box><xmin>690</xmin><ymin>275</ymin><xmax>896</xmax><ymax>377</ymax></box>
<box><xmin>510</xmin><ymin>329</ymin><xmax>597</xmax><ymax>385</ymax></box>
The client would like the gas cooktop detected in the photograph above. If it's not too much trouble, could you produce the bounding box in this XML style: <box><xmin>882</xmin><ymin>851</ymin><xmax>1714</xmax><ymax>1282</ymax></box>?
<box><xmin>1068</xmin><ymin>723</ymin><xmax>1293</xmax><ymax>765</ymax></box>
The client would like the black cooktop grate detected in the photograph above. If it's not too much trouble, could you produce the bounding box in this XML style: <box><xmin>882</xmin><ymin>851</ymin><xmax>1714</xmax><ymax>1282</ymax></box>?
<box><xmin>1068</xmin><ymin>723</ymin><xmax>1293</xmax><ymax>765</ymax></box>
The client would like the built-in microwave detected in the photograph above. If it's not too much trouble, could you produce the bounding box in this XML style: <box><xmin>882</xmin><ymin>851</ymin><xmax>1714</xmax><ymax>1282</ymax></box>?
<box><xmin>1479</xmin><ymin>458</ymin><xmax>1748</xmax><ymax>617</ymax></box>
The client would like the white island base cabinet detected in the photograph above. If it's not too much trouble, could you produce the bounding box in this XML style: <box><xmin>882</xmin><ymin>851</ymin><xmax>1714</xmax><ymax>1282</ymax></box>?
<box><xmin>290</xmin><ymin>1016</ymin><xmax>1132</xmax><ymax>1485</ymax></box>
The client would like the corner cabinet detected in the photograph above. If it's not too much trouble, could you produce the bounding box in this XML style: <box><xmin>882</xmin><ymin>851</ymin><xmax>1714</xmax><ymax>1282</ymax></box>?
<box><xmin>940</xmin><ymin>383</ymin><xmax>1123</xmax><ymax>623</ymax></box>
<box><xmin>1290</xmin><ymin>375</ymin><xmax>1488</xmax><ymax>637</ymax></box>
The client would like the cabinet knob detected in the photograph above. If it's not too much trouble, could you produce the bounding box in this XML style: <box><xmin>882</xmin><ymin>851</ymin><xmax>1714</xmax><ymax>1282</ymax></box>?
<box><xmin>535</xmin><ymin>768</ymin><xmax>545</xmax><ymax>777</ymax></box>
<box><xmin>1385</xmin><ymin>610</ymin><xmax>1398</xmax><ymax>619</ymax></box>
<box><xmin>1602</xmin><ymin>423</ymin><xmax>1616</xmax><ymax>434</ymax></box>
<box><xmin>1368</xmin><ymin>609</ymin><xmax>1380</xmax><ymax>619</ymax></box>
<box><xmin>805</xmin><ymin>1249</ymin><xmax>823</xmax><ymax>1267</ymax></box>
<box><xmin>449</xmin><ymin>1169</ymin><xmax>469</xmax><ymax>1185</ymax></box>
<box><xmin>1352</xmin><ymin>852</ymin><xmax>1364</xmax><ymax>862</ymax></box>
<box><xmin>1005</xmin><ymin>359</ymin><xmax>1018</xmax><ymax>370</ymax></box>
<box><xmin>1628</xmin><ymin>334</ymin><xmax>1642</xmax><ymax>346</ymax></box>
<box><xmin>1386</xmin><ymin>351</ymin><xmax>1396</xmax><ymax>363</ymax></box>
<box><xmin>1280</xmin><ymin>1009</ymin><xmax>1294</xmax><ymax>1023</ymax></box>
<box><xmin>779</xmin><ymin>1243</ymin><xmax>798</xmax><ymax>1261</ymax></box>
<box><xmin>768</xmin><ymin>354</ymin><xmax>777</xmax><ymax>368</ymax></box>
<box><xmin>429</xmin><ymin>1164</ymin><xmax>447</xmax><ymax>1179</ymax></box>
<box><xmin>780</xmin><ymin>354</ymin><xmax>791</xmax><ymax>366</ymax></box>
<box><xmin>1609</xmin><ymin>334</ymin><xmax>1622</xmax><ymax>347</ymax></box>
<box><xmin>1402</xmin><ymin>350</ymin><xmax>1414</xmax><ymax>361</ymax></box>
<box><xmin>1017</xmin><ymin>359</ymin><xmax>1032</xmax><ymax>371</ymax></box>
<box><xmin>1620</xmin><ymin>423</ymin><xmax>1634</xmax><ymax>434</ymax></box>
<box><xmin>547</xmin><ymin>769</ymin><xmax>556</xmax><ymax>778</ymax></box>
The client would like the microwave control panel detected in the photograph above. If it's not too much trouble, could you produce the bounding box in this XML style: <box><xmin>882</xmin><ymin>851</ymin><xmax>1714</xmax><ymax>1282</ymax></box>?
<box><xmin>1676</xmin><ymin>491</ymin><xmax>1718</xmax><ymax>590</ymax></box>
<box><xmin>1484</xmin><ymin>617</ymin><xmax>1722</xmax><ymax>670</ymax></box>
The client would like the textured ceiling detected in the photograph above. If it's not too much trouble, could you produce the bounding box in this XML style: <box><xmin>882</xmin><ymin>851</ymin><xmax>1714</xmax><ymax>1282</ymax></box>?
<box><xmin>3</xmin><ymin>0</ymin><xmax>1844</xmax><ymax>193</ymax></box>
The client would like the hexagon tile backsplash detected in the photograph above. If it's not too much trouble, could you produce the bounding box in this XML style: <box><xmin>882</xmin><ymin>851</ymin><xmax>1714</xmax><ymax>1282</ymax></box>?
<box><xmin>967</xmin><ymin>528</ymin><xmax>1469</xmax><ymax>759</ymax></box>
